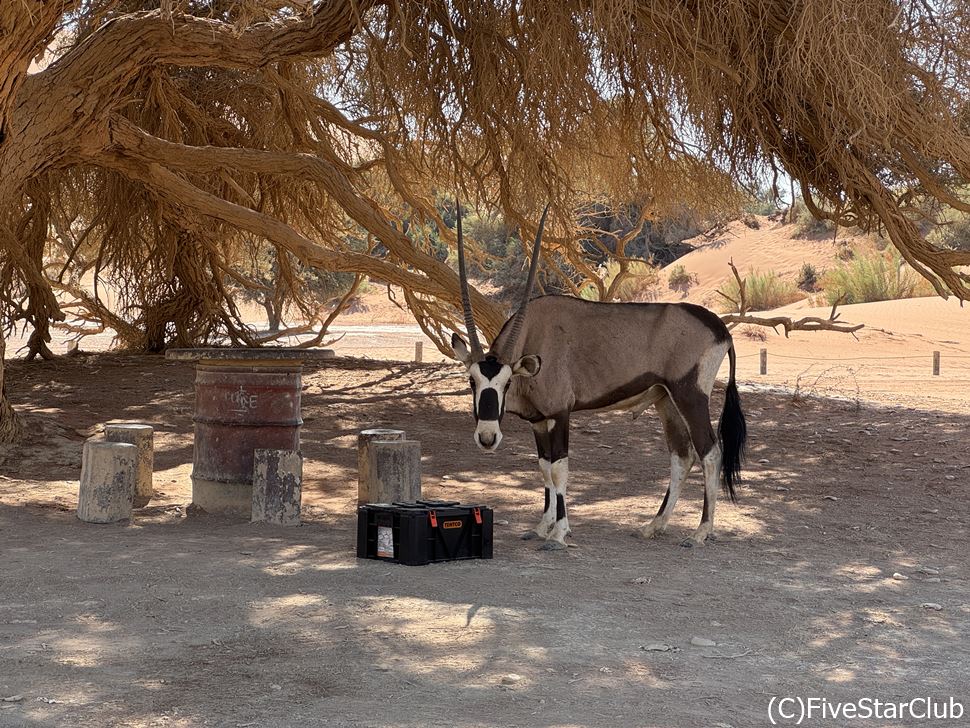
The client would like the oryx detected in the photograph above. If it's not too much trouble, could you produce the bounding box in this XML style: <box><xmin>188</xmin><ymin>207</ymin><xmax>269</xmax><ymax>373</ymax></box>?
<box><xmin>450</xmin><ymin>205</ymin><xmax>747</xmax><ymax>549</ymax></box>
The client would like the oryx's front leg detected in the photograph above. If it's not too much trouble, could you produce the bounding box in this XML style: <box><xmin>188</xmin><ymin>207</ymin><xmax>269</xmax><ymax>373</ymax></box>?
<box><xmin>525</xmin><ymin>414</ymin><xmax>570</xmax><ymax>550</ymax></box>
<box><xmin>521</xmin><ymin>424</ymin><xmax>557</xmax><ymax>540</ymax></box>
<box><xmin>541</xmin><ymin>456</ymin><xmax>570</xmax><ymax>550</ymax></box>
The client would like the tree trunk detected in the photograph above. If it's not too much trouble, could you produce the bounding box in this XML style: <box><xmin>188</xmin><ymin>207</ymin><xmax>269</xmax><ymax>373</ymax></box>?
<box><xmin>0</xmin><ymin>333</ymin><xmax>21</xmax><ymax>442</ymax></box>
<box><xmin>789</xmin><ymin>179</ymin><xmax>798</xmax><ymax>225</ymax></box>
<box><xmin>263</xmin><ymin>297</ymin><xmax>281</xmax><ymax>333</ymax></box>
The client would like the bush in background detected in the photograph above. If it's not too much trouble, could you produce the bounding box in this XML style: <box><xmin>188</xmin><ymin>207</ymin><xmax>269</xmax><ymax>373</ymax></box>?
<box><xmin>821</xmin><ymin>246</ymin><xmax>936</xmax><ymax>304</ymax></box>
<box><xmin>667</xmin><ymin>264</ymin><xmax>697</xmax><ymax>290</ymax></box>
<box><xmin>792</xmin><ymin>199</ymin><xmax>837</xmax><ymax>238</ymax></box>
<box><xmin>797</xmin><ymin>263</ymin><xmax>821</xmax><ymax>292</ymax></box>
<box><xmin>716</xmin><ymin>270</ymin><xmax>804</xmax><ymax>312</ymax></box>
<box><xmin>933</xmin><ymin>212</ymin><xmax>970</xmax><ymax>252</ymax></box>
<box><xmin>580</xmin><ymin>259</ymin><xmax>660</xmax><ymax>301</ymax></box>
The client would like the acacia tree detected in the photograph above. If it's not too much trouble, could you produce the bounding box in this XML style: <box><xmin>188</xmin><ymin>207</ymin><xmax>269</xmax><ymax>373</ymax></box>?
<box><xmin>2</xmin><ymin>0</ymin><xmax>969</xmax><ymax>440</ymax></box>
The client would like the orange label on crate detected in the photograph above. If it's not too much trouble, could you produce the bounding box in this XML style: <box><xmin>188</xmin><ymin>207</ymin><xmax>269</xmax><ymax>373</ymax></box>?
<box><xmin>442</xmin><ymin>520</ymin><xmax>463</xmax><ymax>529</ymax></box>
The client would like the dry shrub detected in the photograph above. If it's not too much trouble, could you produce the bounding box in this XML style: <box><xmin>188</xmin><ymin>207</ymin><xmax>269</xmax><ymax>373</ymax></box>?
<box><xmin>717</xmin><ymin>270</ymin><xmax>804</xmax><ymax>312</ymax></box>
<box><xmin>741</xmin><ymin>214</ymin><xmax>760</xmax><ymax>229</ymax></box>
<box><xmin>797</xmin><ymin>263</ymin><xmax>821</xmax><ymax>292</ymax></box>
<box><xmin>822</xmin><ymin>247</ymin><xmax>937</xmax><ymax>305</ymax></box>
<box><xmin>737</xmin><ymin>325</ymin><xmax>768</xmax><ymax>341</ymax></box>
<box><xmin>581</xmin><ymin>259</ymin><xmax>660</xmax><ymax>301</ymax></box>
<box><xmin>792</xmin><ymin>200</ymin><xmax>837</xmax><ymax>238</ymax></box>
<box><xmin>667</xmin><ymin>264</ymin><xmax>697</xmax><ymax>290</ymax></box>
<box><xmin>931</xmin><ymin>210</ymin><xmax>970</xmax><ymax>253</ymax></box>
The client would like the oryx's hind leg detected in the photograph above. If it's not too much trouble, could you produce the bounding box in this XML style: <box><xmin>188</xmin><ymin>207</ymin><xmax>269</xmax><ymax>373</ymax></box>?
<box><xmin>636</xmin><ymin>393</ymin><xmax>696</xmax><ymax>539</ymax></box>
<box><xmin>523</xmin><ymin>414</ymin><xmax>571</xmax><ymax>550</ymax></box>
<box><xmin>667</xmin><ymin>386</ymin><xmax>720</xmax><ymax>547</ymax></box>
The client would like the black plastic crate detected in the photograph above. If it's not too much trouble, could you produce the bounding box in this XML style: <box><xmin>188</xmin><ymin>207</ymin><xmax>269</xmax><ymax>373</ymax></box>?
<box><xmin>357</xmin><ymin>499</ymin><xmax>493</xmax><ymax>566</ymax></box>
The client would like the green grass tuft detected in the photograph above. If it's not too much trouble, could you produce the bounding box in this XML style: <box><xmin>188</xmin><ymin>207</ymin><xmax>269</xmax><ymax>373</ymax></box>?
<box><xmin>717</xmin><ymin>270</ymin><xmax>804</xmax><ymax>312</ymax></box>
<box><xmin>821</xmin><ymin>247</ymin><xmax>936</xmax><ymax>304</ymax></box>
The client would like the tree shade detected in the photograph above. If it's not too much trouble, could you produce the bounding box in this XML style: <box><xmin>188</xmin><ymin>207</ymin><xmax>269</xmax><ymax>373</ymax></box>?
<box><xmin>1</xmin><ymin>0</ymin><xmax>968</xmax><ymax>439</ymax></box>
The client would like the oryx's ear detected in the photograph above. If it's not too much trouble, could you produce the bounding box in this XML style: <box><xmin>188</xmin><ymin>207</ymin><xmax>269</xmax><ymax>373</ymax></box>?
<box><xmin>451</xmin><ymin>332</ymin><xmax>473</xmax><ymax>368</ymax></box>
<box><xmin>512</xmin><ymin>354</ymin><xmax>541</xmax><ymax>378</ymax></box>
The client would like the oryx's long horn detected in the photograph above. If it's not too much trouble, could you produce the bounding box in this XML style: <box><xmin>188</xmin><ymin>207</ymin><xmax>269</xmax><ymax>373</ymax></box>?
<box><xmin>456</xmin><ymin>199</ymin><xmax>484</xmax><ymax>359</ymax></box>
<box><xmin>499</xmin><ymin>204</ymin><xmax>549</xmax><ymax>359</ymax></box>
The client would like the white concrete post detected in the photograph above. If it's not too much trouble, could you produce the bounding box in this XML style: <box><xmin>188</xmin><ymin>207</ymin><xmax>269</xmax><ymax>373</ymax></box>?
<box><xmin>252</xmin><ymin>449</ymin><xmax>303</xmax><ymax>526</ymax></box>
<box><xmin>357</xmin><ymin>429</ymin><xmax>406</xmax><ymax>503</ymax></box>
<box><xmin>105</xmin><ymin>423</ymin><xmax>154</xmax><ymax>508</ymax></box>
<box><xmin>78</xmin><ymin>440</ymin><xmax>136</xmax><ymax>523</ymax></box>
<box><xmin>364</xmin><ymin>440</ymin><xmax>421</xmax><ymax>504</ymax></box>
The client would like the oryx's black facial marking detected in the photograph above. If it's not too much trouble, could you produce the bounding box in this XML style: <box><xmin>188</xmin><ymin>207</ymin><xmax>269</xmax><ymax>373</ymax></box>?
<box><xmin>478</xmin><ymin>357</ymin><xmax>503</xmax><ymax>379</ymax></box>
<box><xmin>478</xmin><ymin>388</ymin><xmax>500</xmax><ymax>420</ymax></box>
<box><xmin>469</xmin><ymin>355</ymin><xmax>512</xmax><ymax>425</ymax></box>
<box><xmin>465</xmin><ymin>354</ymin><xmax>517</xmax><ymax>451</ymax></box>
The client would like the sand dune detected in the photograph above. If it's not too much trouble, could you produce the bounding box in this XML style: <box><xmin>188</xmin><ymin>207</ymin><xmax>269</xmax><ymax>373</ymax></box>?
<box><xmin>641</xmin><ymin>220</ymin><xmax>970</xmax><ymax>411</ymax></box>
<box><xmin>658</xmin><ymin>217</ymin><xmax>856</xmax><ymax>307</ymax></box>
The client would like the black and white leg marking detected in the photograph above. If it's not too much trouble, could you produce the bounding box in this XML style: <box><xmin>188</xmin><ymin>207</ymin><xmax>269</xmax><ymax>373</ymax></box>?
<box><xmin>688</xmin><ymin>443</ymin><xmax>722</xmax><ymax>546</ymax></box>
<box><xmin>521</xmin><ymin>428</ymin><xmax>556</xmax><ymax>540</ymax></box>
<box><xmin>530</xmin><ymin>413</ymin><xmax>570</xmax><ymax>550</ymax></box>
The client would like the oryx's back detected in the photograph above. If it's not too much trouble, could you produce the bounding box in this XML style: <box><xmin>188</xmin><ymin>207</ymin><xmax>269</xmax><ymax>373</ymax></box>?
<box><xmin>496</xmin><ymin>295</ymin><xmax>732</xmax><ymax>414</ymax></box>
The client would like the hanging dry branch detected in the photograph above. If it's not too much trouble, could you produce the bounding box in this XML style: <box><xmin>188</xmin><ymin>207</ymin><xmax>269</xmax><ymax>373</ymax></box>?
<box><xmin>2</xmin><ymin>0</ymin><xmax>970</xmax><ymax>441</ymax></box>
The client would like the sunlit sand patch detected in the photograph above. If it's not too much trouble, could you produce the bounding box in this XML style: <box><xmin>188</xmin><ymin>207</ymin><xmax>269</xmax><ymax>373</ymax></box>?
<box><xmin>258</xmin><ymin>553</ymin><xmax>355</xmax><ymax>577</ymax></box>
<box><xmin>824</xmin><ymin>667</ymin><xmax>858</xmax><ymax>683</ymax></box>
<box><xmin>621</xmin><ymin>660</ymin><xmax>675</xmax><ymax>689</ymax></box>
<box><xmin>342</xmin><ymin>596</ymin><xmax>518</xmax><ymax>675</ymax></box>
<box><xmin>48</xmin><ymin>628</ymin><xmax>128</xmax><ymax>667</ymax></box>
<box><xmin>251</xmin><ymin>593</ymin><xmax>329</xmax><ymax>612</ymax></box>
<box><xmin>806</xmin><ymin>614</ymin><xmax>854</xmax><ymax>649</ymax></box>
<box><xmin>833</xmin><ymin>563</ymin><xmax>883</xmax><ymax>580</ymax></box>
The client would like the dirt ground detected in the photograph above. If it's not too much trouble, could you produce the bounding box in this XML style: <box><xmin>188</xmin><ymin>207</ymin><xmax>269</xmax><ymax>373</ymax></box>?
<box><xmin>1</xmin><ymin>352</ymin><xmax>969</xmax><ymax>728</ymax></box>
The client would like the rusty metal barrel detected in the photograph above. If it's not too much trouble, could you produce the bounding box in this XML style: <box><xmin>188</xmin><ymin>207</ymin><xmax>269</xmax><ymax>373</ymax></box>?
<box><xmin>192</xmin><ymin>363</ymin><xmax>302</xmax><ymax>516</ymax></box>
<box><xmin>166</xmin><ymin>348</ymin><xmax>334</xmax><ymax>518</ymax></box>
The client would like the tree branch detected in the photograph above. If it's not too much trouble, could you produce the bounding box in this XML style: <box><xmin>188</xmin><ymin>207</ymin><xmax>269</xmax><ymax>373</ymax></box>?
<box><xmin>718</xmin><ymin>260</ymin><xmax>864</xmax><ymax>337</ymax></box>
<box><xmin>1</xmin><ymin>2</ymin><xmax>385</xmax><ymax>196</ymax></box>
<box><xmin>102</xmin><ymin>116</ymin><xmax>506</xmax><ymax>336</ymax></box>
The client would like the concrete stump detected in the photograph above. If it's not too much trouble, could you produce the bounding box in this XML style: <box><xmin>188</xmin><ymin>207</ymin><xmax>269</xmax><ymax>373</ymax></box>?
<box><xmin>105</xmin><ymin>423</ymin><xmax>154</xmax><ymax>508</ymax></box>
<box><xmin>252</xmin><ymin>449</ymin><xmax>303</xmax><ymax>526</ymax></box>
<box><xmin>357</xmin><ymin>429</ymin><xmax>406</xmax><ymax>503</ymax></box>
<box><xmin>78</xmin><ymin>440</ymin><xmax>136</xmax><ymax>523</ymax></box>
<box><xmin>363</xmin><ymin>440</ymin><xmax>421</xmax><ymax>504</ymax></box>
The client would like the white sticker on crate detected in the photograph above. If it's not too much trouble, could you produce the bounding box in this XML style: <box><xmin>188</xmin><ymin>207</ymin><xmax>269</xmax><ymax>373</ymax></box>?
<box><xmin>377</xmin><ymin>526</ymin><xmax>394</xmax><ymax>558</ymax></box>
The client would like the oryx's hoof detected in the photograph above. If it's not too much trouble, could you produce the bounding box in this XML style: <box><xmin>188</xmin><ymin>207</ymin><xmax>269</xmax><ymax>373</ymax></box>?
<box><xmin>520</xmin><ymin>531</ymin><xmax>540</xmax><ymax>540</ymax></box>
<box><xmin>634</xmin><ymin>524</ymin><xmax>664</xmax><ymax>540</ymax></box>
<box><xmin>539</xmin><ymin>540</ymin><xmax>568</xmax><ymax>551</ymax></box>
<box><xmin>681</xmin><ymin>534</ymin><xmax>711</xmax><ymax>548</ymax></box>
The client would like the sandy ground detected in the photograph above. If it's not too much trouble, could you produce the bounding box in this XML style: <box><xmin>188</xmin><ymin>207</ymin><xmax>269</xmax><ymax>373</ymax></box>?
<box><xmin>1</xmin><ymin>354</ymin><xmax>969</xmax><ymax>728</ymax></box>
<box><xmin>2</xmin><ymin>220</ymin><xmax>970</xmax><ymax>727</ymax></box>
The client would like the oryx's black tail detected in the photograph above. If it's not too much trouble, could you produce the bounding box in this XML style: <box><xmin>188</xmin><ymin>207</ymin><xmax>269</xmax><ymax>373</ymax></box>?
<box><xmin>718</xmin><ymin>345</ymin><xmax>746</xmax><ymax>502</ymax></box>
